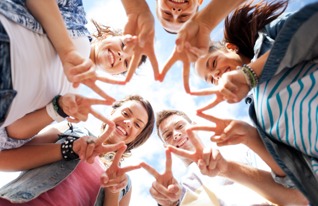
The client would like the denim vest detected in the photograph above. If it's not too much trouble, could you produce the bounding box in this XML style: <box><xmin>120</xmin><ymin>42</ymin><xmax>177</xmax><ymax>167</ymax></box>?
<box><xmin>0</xmin><ymin>0</ymin><xmax>90</xmax><ymax>37</ymax></box>
<box><xmin>248</xmin><ymin>2</ymin><xmax>318</xmax><ymax>204</ymax></box>
<box><xmin>0</xmin><ymin>125</ymin><xmax>132</xmax><ymax>205</ymax></box>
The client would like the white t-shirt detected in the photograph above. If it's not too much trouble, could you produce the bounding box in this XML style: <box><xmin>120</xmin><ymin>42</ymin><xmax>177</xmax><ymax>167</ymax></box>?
<box><xmin>0</xmin><ymin>14</ymin><xmax>90</xmax><ymax>128</ymax></box>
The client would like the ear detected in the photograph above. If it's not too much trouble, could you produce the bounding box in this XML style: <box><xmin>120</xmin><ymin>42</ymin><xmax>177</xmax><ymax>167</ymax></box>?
<box><xmin>225</xmin><ymin>43</ymin><xmax>239</xmax><ymax>53</ymax></box>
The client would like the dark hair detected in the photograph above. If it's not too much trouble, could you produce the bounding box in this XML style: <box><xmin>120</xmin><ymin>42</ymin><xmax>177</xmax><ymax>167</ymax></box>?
<box><xmin>156</xmin><ymin>109</ymin><xmax>192</xmax><ymax>139</ymax></box>
<box><xmin>223</xmin><ymin>0</ymin><xmax>288</xmax><ymax>59</ymax></box>
<box><xmin>90</xmin><ymin>19</ymin><xmax>148</xmax><ymax>69</ymax></box>
<box><xmin>102</xmin><ymin>95</ymin><xmax>155</xmax><ymax>152</ymax></box>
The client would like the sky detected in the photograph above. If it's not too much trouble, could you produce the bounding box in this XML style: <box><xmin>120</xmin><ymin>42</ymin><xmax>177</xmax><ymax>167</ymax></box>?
<box><xmin>0</xmin><ymin>0</ymin><xmax>316</xmax><ymax>205</ymax></box>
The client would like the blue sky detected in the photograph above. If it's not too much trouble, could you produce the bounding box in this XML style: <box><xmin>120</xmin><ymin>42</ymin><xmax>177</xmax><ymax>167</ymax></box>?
<box><xmin>0</xmin><ymin>0</ymin><xmax>316</xmax><ymax>205</ymax></box>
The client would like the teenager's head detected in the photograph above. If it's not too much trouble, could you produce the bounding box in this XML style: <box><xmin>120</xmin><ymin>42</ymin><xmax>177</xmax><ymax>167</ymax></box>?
<box><xmin>156</xmin><ymin>110</ymin><xmax>196</xmax><ymax>152</ymax></box>
<box><xmin>100</xmin><ymin>95</ymin><xmax>155</xmax><ymax>152</ymax></box>
<box><xmin>195</xmin><ymin>42</ymin><xmax>247</xmax><ymax>85</ymax></box>
<box><xmin>90</xmin><ymin>20</ymin><xmax>147</xmax><ymax>75</ymax></box>
<box><xmin>194</xmin><ymin>0</ymin><xmax>288</xmax><ymax>85</ymax></box>
<box><xmin>156</xmin><ymin>0</ymin><xmax>202</xmax><ymax>34</ymax></box>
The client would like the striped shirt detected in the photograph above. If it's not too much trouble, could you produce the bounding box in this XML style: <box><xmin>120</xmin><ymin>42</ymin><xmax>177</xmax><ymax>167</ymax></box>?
<box><xmin>254</xmin><ymin>60</ymin><xmax>318</xmax><ymax>174</ymax></box>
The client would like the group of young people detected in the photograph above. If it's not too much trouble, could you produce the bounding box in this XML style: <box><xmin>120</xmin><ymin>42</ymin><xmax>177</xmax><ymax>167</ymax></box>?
<box><xmin>0</xmin><ymin>0</ymin><xmax>317</xmax><ymax>205</ymax></box>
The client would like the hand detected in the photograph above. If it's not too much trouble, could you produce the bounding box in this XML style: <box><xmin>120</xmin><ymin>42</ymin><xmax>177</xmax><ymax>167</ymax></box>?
<box><xmin>216</xmin><ymin>69</ymin><xmax>250</xmax><ymax>103</ymax></box>
<box><xmin>196</xmin><ymin>111</ymin><xmax>258</xmax><ymax>147</ymax></box>
<box><xmin>141</xmin><ymin>150</ymin><xmax>181</xmax><ymax>206</ymax></box>
<box><xmin>167</xmin><ymin>129</ymin><xmax>227</xmax><ymax>177</ymax></box>
<box><xmin>73</xmin><ymin>136</ymin><xmax>125</xmax><ymax>163</ymax></box>
<box><xmin>100</xmin><ymin>145</ymin><xmax>142</xmax><ymax>192</ymax></box>
<box><xmin>59</xmin><ymin>93</ymin><xmax>112</xmax><ymax>123</ymax></box>
<box><xmin>122</xmin><ymin>0</ymin><xmax>159</xmax><ymax>82</ymax></box>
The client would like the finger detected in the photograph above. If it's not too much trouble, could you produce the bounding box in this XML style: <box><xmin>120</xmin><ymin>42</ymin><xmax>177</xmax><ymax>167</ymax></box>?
<box><xmin>98</xmin><ymin>141</ymin><xmax>126</xmax><ymax>155</ymax></box>
<box><xmin>165</xmin><ymin>149</ymin><xmax>172</xmax><ymax>173</ymax></box>
<box><xmin>83</xmin><ymin>81</ymin><xmax>116</xmax><ymax>103</ymax></box>
<box><xmin>85</xmin><ymin>98</ymin><xmax>112</xmax><ymax>106</ymax></box>
<box><xmin>120</xmin><ymin>164</ymin><xmax>142</xmax><ymax>174</ymax></box>
<box><xmin>187</xmin><ymin>125</ymin><xmax>217</xmax><ymax>133</ymax></box>
<box><xmin>146</xmin><ymin>47</ymin><xmax>160</xmax><ymax>81</ymax></box>
<box><xmin>96</xmin><ymin>75</ymin><xmax>126</xmax><ymax>85</ymax></box>
<box><xmin>186</xmin><ymin>129</ymin><xmax>204</xmax><ymax>152</ymax></box>
<box><xmin>110</xmin><ymin>145</ymin><xmax>127</xmax><ymax>168</ymax></box>
<box><xmin>90</xmin><ymin>110</ymin><xmax>114</xmax><ymax>127</ymax></box>
<box><xmin>100</xmin><ymin>173</ymin><xmax>109</xmax><ymax>186</ymax></box>
<box><xmin>71</xmin><ymin>60</ymin><xmax>95</xmax><ymax>81</ymax></box>
<box><xmin>202</xmin><ymin>147</ymin><xmax>212</xmax><ymax>167</ymax></box>
<box><xmin>125</xmin><ymin>51</ymin><xmax>142</xmax><ymax>82</ymax></box>
<box><xmin>159</xmin><ymin>48</ymin><xmax>179</xmax><ymax>82</ymax></box>
<box><xmin>196</xmin><ymin>96</ymin><xmax>224</xmax><ymax>113</ymax></box>
<box><xmin>166</xmin><ymin>145</ymin><xmax>193</xmax><ymax>161</ymax></box>
<box><xmin>182</xmin><ymin>59</ymin><xmax>191</xmax><ymax>93</ymax></box>
<box><xmin>175</xmin><ymin>31</ymin><xmax>187</xmax><ymax>53</ymax></box>
<box><xmin>196</xmin><ymin>112</ymin><xmax>223</xmax><ymax>124</ymax></box>
<box><xmin>140</xmin><ymin>162</ymin><xmax>160</xmax><ymax>179</ymax></box>
<box><xmin>84</xmin><ymin>142</ymin><xmax>96</xmax><ymax>161</ymax></box>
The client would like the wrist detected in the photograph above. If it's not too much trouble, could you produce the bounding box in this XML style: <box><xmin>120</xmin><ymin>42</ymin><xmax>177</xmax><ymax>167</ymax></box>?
<box><xmin>46</xmin><ymin>95</ymin><xmax>68</xmax><ymax>122</ymax></box>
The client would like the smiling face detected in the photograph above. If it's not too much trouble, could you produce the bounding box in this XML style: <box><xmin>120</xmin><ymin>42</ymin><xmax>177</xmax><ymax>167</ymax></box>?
<box><xmin>156</xmin><ymin>0</ymin><xmax>200</xmax><ymax>33</ymax></box>
<box><xmin>194</xmin><ymin>44</ymin><xmax>244</xmax><ymax>85</ymax></box>
<box><xmin>93</xmin><ymin>35</ymin><xmax>133</xmax><ymax>75</ymax></box>
<box><xmin>101</xmin><ymin>100</ymin><xmax>149</xmax><ymax>145</ymax></box>
<box><xmin>159</xmin><ymin>114</ymin><xmax>195</xmax><ymax>151</ymax></box>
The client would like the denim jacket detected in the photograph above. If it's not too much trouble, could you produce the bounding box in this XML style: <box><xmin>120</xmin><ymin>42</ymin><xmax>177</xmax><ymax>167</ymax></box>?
<box><xmin>0</xmin><ymin>0</ymin><xmax>90</xmax><ymax>37</ymax></box>
<box><xmin>248</xmin><ymin>2</ymin><xmax>318</xmax><ymax>204</ymax></box>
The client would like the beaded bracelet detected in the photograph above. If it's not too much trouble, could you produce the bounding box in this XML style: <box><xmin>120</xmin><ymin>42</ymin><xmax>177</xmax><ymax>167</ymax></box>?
<box><xmin>239</xmin><ymin>64</ymin><xmax>259</xmax><ymax>88</ymax></box>
<box><xmin>61</xmin><ymin>135</ymin><xmax>79</xmax><ymax>161</ymax></box>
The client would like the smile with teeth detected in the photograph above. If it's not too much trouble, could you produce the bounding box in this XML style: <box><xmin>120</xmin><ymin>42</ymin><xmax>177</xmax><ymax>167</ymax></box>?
<box><xmin>176</xmin><ymin>137</ymin><xmax>188</xmax><ymax>148</ymax></box>
<box><xmin>116</xmin><ymin>125</ymin><xmax>127</xmax><ymax>136</ymax></box>
<box><xmin>170</xmin><ymin>0</ymin><xmax>188</xmax><ymax>3</ymax></box>
<box><xmin>108</xmin><ymin>49</ymin><xmax>115</xmax><ymax>67</ymax></box>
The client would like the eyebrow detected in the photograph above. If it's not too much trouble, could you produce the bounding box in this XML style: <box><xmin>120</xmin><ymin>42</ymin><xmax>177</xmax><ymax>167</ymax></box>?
<box><xmin>128</xmin><ymin>108</ymin><xmax>145</xmax><ymax>125</ymax></box>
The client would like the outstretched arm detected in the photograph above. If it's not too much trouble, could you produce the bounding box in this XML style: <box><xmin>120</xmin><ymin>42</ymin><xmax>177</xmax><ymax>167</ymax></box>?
<box><xmin>224</xmin><ymin>161</ymin><xmax>308</xmax><ymax>205</ymax></box>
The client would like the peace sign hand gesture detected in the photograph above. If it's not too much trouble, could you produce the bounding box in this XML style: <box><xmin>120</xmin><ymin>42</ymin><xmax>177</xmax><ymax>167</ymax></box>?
<box><xmin>195</xmin><ymin>111</ymin><xmax>258</xmax><ymax>147</ymax></box>
<box><xmin>141</xmin><ymin>150</ymin><xmax>181</xmax><ymax>206</ymax></box>
<box><xmin>100</xmin><ymin>145</ymin><xmax>142</xmax><ymax>193</ymax></box>
<box><xmin>121</xmin><ymin>0</ymin><xmax>159</xmax><ymax>82</ymax></box>
<box><xmin>168</xmin><ymin>129</ymin><xmax>227</xmax><ymax>177</ymax></box>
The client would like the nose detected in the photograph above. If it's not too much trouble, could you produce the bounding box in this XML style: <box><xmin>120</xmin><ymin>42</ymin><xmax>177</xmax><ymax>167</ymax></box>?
<box><xmin>211</xmin><ymin>69</ymin><xmax>221</xmax><ymax>80</ymax></box>
<box><xmin>172</xmin><ymin>7</ymin><xmax>182</xmax><ymax>14</ymax></box>
<box><xmin>123</xmin><ymin>119</ymin><xmax>131</xmax><ymax>128</ymax></box>
<box><xmin>173</xmin><ymin>132</ymin><xmax>181</xmax><ymax>141</ymax></box>
<box><xmin>117</xmin><ymin>51</ymin><xmax>128</xmax><ymax>63</ymax></box>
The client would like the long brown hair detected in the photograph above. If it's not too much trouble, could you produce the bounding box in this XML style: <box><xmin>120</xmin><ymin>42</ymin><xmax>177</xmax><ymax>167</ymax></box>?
<box><xmin>224</xmin><ymin>0</ymin><xmax>288</xmax><ymax>59</ymax></box>
<box><xmin>101</xmin><ymin>95</ymin><xmax>155</xmax><ymax>152</ymax></box>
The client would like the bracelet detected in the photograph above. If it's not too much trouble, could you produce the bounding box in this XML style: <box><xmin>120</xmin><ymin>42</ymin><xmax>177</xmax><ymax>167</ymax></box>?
<box><xmin>61</xmin><ymin>135</ymin><xmax>79</xmax><ymax>161</ymax></box>
<box><xmin>52</xmin><ymin>95</ymin><xmax>68</xmax><ymax>118</ymax></box>
<box><xmin>46</xmin><ymin>101</ymin><xmax>65</xmax><ymax>122</ymax></box>
<box><xmin>238</xmin><ymin>64</ymin><xmax>259</xmax><ymax>88</ymax></box>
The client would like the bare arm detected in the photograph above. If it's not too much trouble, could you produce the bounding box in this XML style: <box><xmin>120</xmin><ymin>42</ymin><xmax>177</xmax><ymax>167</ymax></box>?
<box><xmin>223</xmin><ymin>161</ymin><xmax>308</xmax><ymax>205</ymax></box>
<box><xmin>0</xmin><ymin>127</ymin><xmax>62</xmax><ymax>171</ymax></box>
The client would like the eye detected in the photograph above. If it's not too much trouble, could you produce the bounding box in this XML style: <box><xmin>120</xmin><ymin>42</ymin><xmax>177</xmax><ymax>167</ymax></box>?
<box><xmin>212</xmin><ymin>59</ymin><xmax>217</xmax><ymax>68</ymax></box>
<box><xmin>163</xmin><ymin>11</ymin><xmax>172</xmax><ymax>16</ymax></box>
<box><xmin>124</xmin><ymin>60</ymin><xmax>129</xmax><ymax>68</ymax></box>
<box><xmin>122</xmin><ymin>111</ymin><xmax>129</xmax><ymax>117</ymax></box>
<box><xmin>164</xmin><ymin>133</ymin><xmax>172</xmax><ymax>141</ymax></box>
<box><xmin>177</xmin><ymin>124</ymin><xmax>184</xmax><ymax>129</ymax></box>
<box><xmin>134</xmin><ymin>122</ymin><xmax>141</xmax><ymax>129</ymax></box>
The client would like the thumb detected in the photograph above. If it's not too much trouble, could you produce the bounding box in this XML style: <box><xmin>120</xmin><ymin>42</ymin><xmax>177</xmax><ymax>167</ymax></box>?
<box><xmin>100</xmin><ymin>173</ymin><xmax>109</xmax><ymax>187</ymax></box>
<box><xmin>167</xmin><ymin>184</ymin><xmax>180</xmax><ymax>193</ymax></box>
